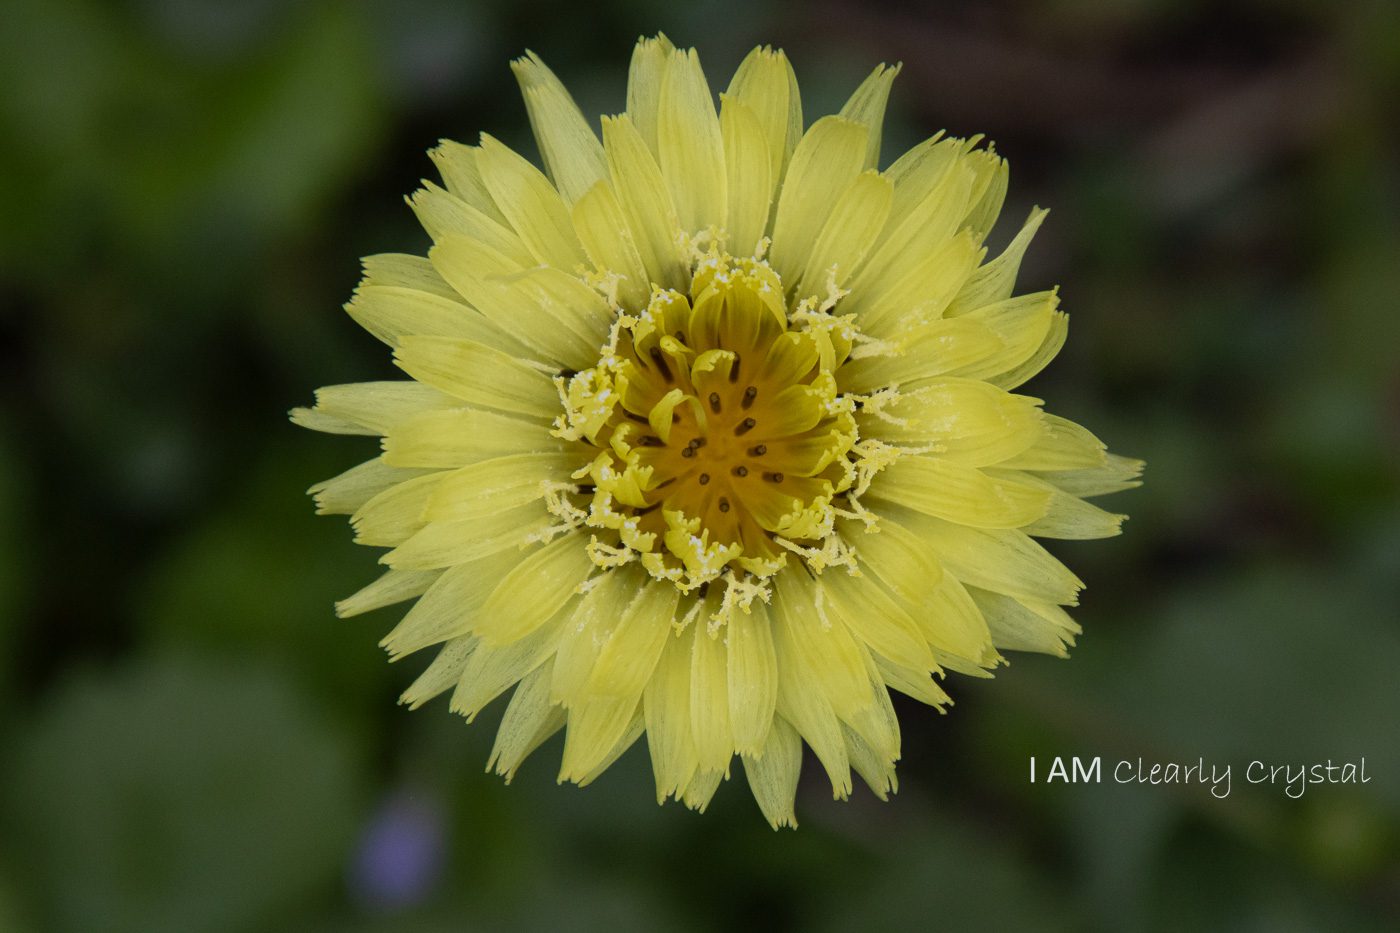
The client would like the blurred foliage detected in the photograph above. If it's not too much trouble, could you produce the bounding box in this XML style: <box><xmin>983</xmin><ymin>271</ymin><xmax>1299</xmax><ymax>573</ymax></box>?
<box><xmin>1</xmin><ymin>0</ymin><xmax>1398</xmax><ymax>930</ymax></box>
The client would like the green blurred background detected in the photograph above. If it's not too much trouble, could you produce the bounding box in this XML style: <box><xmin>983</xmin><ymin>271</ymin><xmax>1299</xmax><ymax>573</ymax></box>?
<box><xmin>2</xmin><ymin>0</ymin><xmax>1398</xmax><ymax>930</ymax></box>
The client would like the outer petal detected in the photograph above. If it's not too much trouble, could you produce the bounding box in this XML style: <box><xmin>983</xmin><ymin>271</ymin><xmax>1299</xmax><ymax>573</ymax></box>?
<box><xmin>657</xmin><ymin>47</ymin><xmax>727</xmax><ymax>234</ymax></box>
<box><xmin>511</xmin><ymin>51</ymin><xmax>608</xmax><ymax>205</ymax></box>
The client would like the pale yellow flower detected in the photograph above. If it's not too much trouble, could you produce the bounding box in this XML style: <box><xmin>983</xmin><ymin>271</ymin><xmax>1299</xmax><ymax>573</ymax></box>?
<box><xmin>293</xmin><ymin>35</ymin><xmax>1141</xmax><ymax>827</ymax></box>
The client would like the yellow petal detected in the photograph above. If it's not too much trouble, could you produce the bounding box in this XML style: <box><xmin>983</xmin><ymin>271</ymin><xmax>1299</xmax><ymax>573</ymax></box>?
<box><xmin>424</xmin><ymin>451</ymin><xmax>582</xmax><ymax>522</ymax></box>
<box><xmin>799</xmin><ymin>170</ymin><xmax>893</xmax><ymax>296</ymax></box>
<box><xmin>962</xmin><ymin>149</ymin><xmax>1009</xmax><ymax>241</ymax></box>
<box><xmin>891</xmin><ymin>506</ymin><xmax>1085</xmax><ymax>606</ymax></box>
<box><xmin>990</xmin><ymin>307</ymin><xmax>1068</xmax><ymax>391</ymax></box>
<box><xmin>1039</xmin><ymin>453</ymin><xmax>1145</xmax><ymax>499</ymax></box>
<box><xmin>407</xmin><ymin>181</ymin><xmax>532</xmax><ymax>265</ymax></box>
<box><xmin>601</xmin><ymin>115</ymin><xmax>688</xmax><ymax>291</ymax></box>
<box><xmin>921</xmin><ymin>572</ymin><xmax>998</xmax><ymax>669</ymax></box>
<box><xmin>725</xmin><ymin>46</ymin><xmax>802</xmax><ymax>184</ymax></box>
<box><xmin>380</xmin><ymin>551</ymin><xmax>518</xmax><ymax>659</ymax></box>
<box><xmin>842</xmin><ymin>231</ymin><xmax>981</xmax><ymax>339</ymax></box>
<box><xmin>836</xmin><ymin>317</ymin><xmax>1001</xmax><ymax>394</ymax></box>
<box><xmin>841</xmin><ymin>649</ymin><xmax>901</xmax><ymax>779</ymax></box>
<box><xmin>586</xmin><ymin>579</ymin><xmax>679</xmax><ymax>697</ymax></box>
<box><xmin>643</xmin><ymin>625</ymin><xmax>700</xmax><ymax>802</ymax></box>
<box><xmin>309</xmin><ymin>458</ymin><xmax>430</xmax><ymax>516</ymax></box>
<box><xmin>400</xmin><ymin>635</ymin><xmax>477</xmax><ymax>710</ymax></box>
<box><xmin>488</xmin><ymin>665</ymin><xmax>564</xmax><ymax>781</ymax></box>
<box><xmin>967</xmin><ymin>587</ymin><xmax>1079</xmax><ymax>657</ymax></box>
<box><xmin>1004</xmin><ymin>471</ymin><xmax>1126</xmax><ymax>540</ymax></box>
<box><xmin>451</xmin><ymin>607</ymin><xmax>569</xmax><ymax>718</ymax></box>
<box><xmin>836</xmin><ymin>514</ymin><xmax>942</xmax><ymax>605</ymax></box>
<box><xmin>727</xmin><ymin>600</ymin><xmax>778</xmax><ymax>756</ymax></box>
<box><xmin>773</xmin><ymin>643</ymin><xmax>851</xmax><ymax>798</ymax></box>
<box><xmin>820</xmin><ymin>568</ymin><xmax>935</xmax><ymax>673</ymax></box>
<box><xmin>346</xmin><ymin>285</ymin><xmax>533</xmax><ymax>357</ymax></box>
<box><xmin>657</xmin><ymin>47</ymin><xmax>726</xmax><ymax>234</ymax></box>
<box><xmin>394</xmin><ymin>335</ymin><xmax>558</xmax><ymax>419</ymax></box>
<box><xmin>772</xmin><ymin>571</ymin><xmax>872</xmax><ymax>719</ymax></box>
<box><xmin>741</xmin><ymin>715</ymin><xmax>801</xmax><ymax>829</ymax></box>
<box><xmin>769</xmin><ymin>116</ymin><xmax>869</xmax><ymax>287</ymax></box>
<box><xmin>844</xmin><ymin>723</ymin><xmax>897</xmax><ymax>800</ymax></box>
<box><xmin>947</xmin><ymin>207</ymin><xmax>1048</xmax><ymax>316</ymax></box>
<box><xmin>719</xmin><ymin>95</ymin><xmax>773</xmax><ymax>259</ymax></box>
<box><xmin>866</xmin><ymin>455</ymin><xmax>1051</xmax><ymax>529</ymax></box>
<box><xmin>948</xmin><ymin>291</ymin><xmax>1058</xmax><ymax>382</ymax></box>
<box><xmin>291</xmin><ymin>381</ymin><xmax>457</xmax><ymax>437</ymax></box>
<box><xmin>476</xmin><ymin>134</ymin><xmax>586</xmax><ymax>269</ymax></box>
<box><xmin>680</xmin><ymin>767</ymin><xmax>727</xmax><ymax>812</ymax></box>
<box><xmin>511</xmin><ymin>51</ymin><xmax>608</xmax><ymax>205</ymax></box>
<box><xmin>430</xmin><ymin>236</ymin><xmax>609</xmax><ymax>369</ymax></box>
<box><xmin>551</xmin><ymin>567</ymin><xmax>633</xmax><ymax>707</ymax></box>
<box><xmin>883</xmin><ymin>135</ymin><xmax>974</xmax><ymax>231</ymax></box>
<box><xmin>625</xmin><ymin>33</ymin><xmax>677</xmax><ymax>155</ymax></box>
<box><xmin>837</xmin><ymin>63</ymin><xmax>901</xmax><ymax>170</ymax></box>
<box><xmin>856</xmin><ymin>378</ymin><xmax>1044</xmax><ymax>467</ymax></box>
<box><xmin>427</xmin><ymin>141</ymin><xmax>510</xmax><ymax>225</ymax></box>
<box><xmin>848</xmin><ymin>162</ymin><xmax>976</xmax><ymax>320</ymax></box>
<box><xmin>575</xmin><ymin>709</ymin><xmax>645</xmax><ymax>787</ymax></box>
<box><xmin>561</xmin><ymin>695</ymin><xmax>640</xmax><ymax>781</ymax></box>
<box><xmin>359</xmin><ymin>253</ymin><xmax>458</xmax><ymax>300</ymax></box>
<box><xmin>351</xmin><ymin>472</ymin><xmax>447</xmax><ymax>546</ymax></box>
<box><xmin>473</xmin><ymin>533</ymin><xmax>594</xmax><ymax>645</ymax></box>
<box><xmin>1000</xmin><ymin>413</ymin><xmax>1108</xmax><ymax>471</ymax></box>
<box><xmin>690</xmin><ymin>622</ymin><xmax>733</xmax><ymax>772</ymax></box>
<box><xmin>383</xmin><ymin>408</ymin><xmax>560</xmax><ymax>470</ymax></box>
<box><xmin>874</xmin><ymin>654</ymin><xmax>951</xmax><ymax>708</ymax></box>
<box><xmin>572</xmin><ymin>180</ymin><xmax>651</xmax><ymax>310</ymax></box>
<box><xmin>384</xmin><ymin>502</ymin><xmax>555</xmax><ymax>570</ymax></box>
<box><xmin>335</xmin><ymin>567</ymin><xmax>439</xmax><ymax>619</ymax></box>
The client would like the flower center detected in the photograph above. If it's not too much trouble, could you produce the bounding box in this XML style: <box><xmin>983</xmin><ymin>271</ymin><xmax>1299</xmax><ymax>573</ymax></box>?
<box><xmin>553</xmin><ymin>254</ymin><xmax>873</xmax><ymax>594</ymax></box>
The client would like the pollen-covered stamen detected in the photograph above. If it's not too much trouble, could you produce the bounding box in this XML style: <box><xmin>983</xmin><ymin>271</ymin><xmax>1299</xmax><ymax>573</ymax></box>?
<box><xmin>557</xmin><ymin>252</ymin><xmax>876</xmax><ymax>593</ymax></box>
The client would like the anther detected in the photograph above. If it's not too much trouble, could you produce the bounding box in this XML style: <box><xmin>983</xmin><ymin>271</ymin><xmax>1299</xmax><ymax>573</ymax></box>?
<box><xmin>733</xmin><ymin>466</ymin><xmax>748</xmax><ymax>477</ymax></box>
<box><xmin>718</xmin><ymin>497</ymin><xmax>731</xmax><ymax>513</ymax></box>
<box><xmin>735</xmin><ymin>417</ymin><xmax>756</xmax><ymax>436</ymax></box>
<box><xmin>648</xmin><ymin>346</ymin><xmax>672</xmax><ymax>382</ymax></box>
<box><xmin>709</xmin><ymin>392</ymin><xmax>721</xmax><ymax>413</ymax></box>
<box><xmin>763</xmin><ymin>471</ymin><xmax>784</xmax><ymax>483</ymax></box>
<box><xmin>741</xmin><ymin>386</ymin><xmax>757</xmax><ymax>409</ymax></box>
<box><xmin>681</xmin><ymin>447</ymin><xmax>696</xmax><ymax>458</ymax></box>
<box><xmin>749</xmin><ymin>444</ymin><xmax>767</xmax><ymax>456</ymax></box>
<box><xmin>688</xmin><ymin>438</ymin><xmax>705</xmax><ymax>449</ymax></box>
<box><xmin>638</xmin><ymin>435</ymin><xmax>663</xmax><ymax>447</ymax></box>
<box><xmin>698</xmin><ymin>473</ymin><xmax>710</xmax><ymax>485</ymax></box>
<box><xmin>728</xmin><ymin>353</ymin><xmax>741</xmax><ymax>382</ymax></box>
<box><xmin>655</xmin><ymin>477</ymin><xmax>676</xmax><ymax>488</ymax></box>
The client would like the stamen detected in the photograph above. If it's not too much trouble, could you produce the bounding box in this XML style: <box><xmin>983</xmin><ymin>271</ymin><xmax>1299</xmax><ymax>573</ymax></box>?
<box><xmin>681</xmin><ymin>447</ymin><xmax>696</xmax><ymax>458</ymax></box>
<box><xmin>648</xmin><ymin>346</ymin><xmax>672</xmax><ymax>381</ymax></box>
<box><xmin>698</xmin><ymin>473</ymin><xmax>710</xmax><ymax>485</ymax></box>
<box><xmin>763</xmin><ymin>471</ymin><xmax>784</xmax><ymax>483</ymax></box>
<box><xmin>637</xmin><ymin>435</ymin><xmax>663</xmax><ymax>447</ymax></box>
<box><xmin>742</xmin><ymin>386</ymin><xmax>757</xmax><ymax>409</ymax></box>
<box><xmin>749</xmin><ymin>444</ymin><xmax>767</xmax><ymax>456</ymax></box>
<box><xmin>728</xmin><ymin>353</ymin><xmax>741</xmax><ymax>382</ymax></box>
<box><xmin>708</xmin><ymin>392</ymin><xmax>721</xmax><ymax>413</ymax></box>
<box><xmin>735</xmin><ymin>417</ymin><xmax>756</xmax><ymax>436</ymax></box>
<box><xmin>718</xmin><ymin>497</ymin><xmax>731</xmax><ymax>513</ymax></box>
<box><xmin>733</xmin><ymin>465</ymin><xmax>749</xmax><ymax>477</ymax></box>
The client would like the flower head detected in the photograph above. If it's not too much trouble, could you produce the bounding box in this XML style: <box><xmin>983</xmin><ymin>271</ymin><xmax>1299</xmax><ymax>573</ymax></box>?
<box><xmin>293</xmin><ymin>35</ymin><xmax>1141</xmax><ymax>827</ymax></box>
